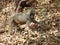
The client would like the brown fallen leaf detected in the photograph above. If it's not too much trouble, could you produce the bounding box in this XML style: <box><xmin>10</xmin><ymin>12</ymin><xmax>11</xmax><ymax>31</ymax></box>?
<box><xmin>0</xmin><ymin>28</ymin><xmax>5</xmax><ymax>34</ymax></box>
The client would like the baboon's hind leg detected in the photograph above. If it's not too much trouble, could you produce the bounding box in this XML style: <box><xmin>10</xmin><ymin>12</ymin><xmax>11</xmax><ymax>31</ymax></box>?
<box><xmin>8</xmin><ymin>16</ymin><xmax>14</xmax><ymax>35</ymax></box>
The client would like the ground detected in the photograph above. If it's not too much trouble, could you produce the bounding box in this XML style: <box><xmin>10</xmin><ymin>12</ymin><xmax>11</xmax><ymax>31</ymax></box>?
<box><xmin>0</xmin><ymin>0</ymin><xmax>60</xmax><ymax>45</ymax></box>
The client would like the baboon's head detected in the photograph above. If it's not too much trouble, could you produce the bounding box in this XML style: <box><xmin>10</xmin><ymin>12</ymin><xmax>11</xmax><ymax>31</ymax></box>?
<box><xmin>29</xmin><ymin>8</ymin><xmax>37</xmax><ymax>23</ymax></box>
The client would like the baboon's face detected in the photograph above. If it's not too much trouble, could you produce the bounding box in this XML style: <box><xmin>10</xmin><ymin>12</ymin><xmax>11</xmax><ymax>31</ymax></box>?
<box><xmin>30</xmin><ymin>11</ymin><xmax>36</xmax><ymax>22</ymax></box>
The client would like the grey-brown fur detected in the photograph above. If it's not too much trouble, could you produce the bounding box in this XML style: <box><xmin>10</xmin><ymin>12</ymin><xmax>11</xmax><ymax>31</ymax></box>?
<box><xmin>8</xmin><ymin>8</ymin><xmax>35</xmax><ymax>34</ymax></box>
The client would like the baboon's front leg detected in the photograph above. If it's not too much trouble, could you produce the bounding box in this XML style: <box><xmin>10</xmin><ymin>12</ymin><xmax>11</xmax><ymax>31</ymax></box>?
<box><xmin>26</xmin><ymin>20</ymin><xmax>31</xmax><ymax>27</ymax></box>
<box><xmin>14</xmin><ymin>25</ymin><xmax>19</xmax><ymax>34</ymax></box>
